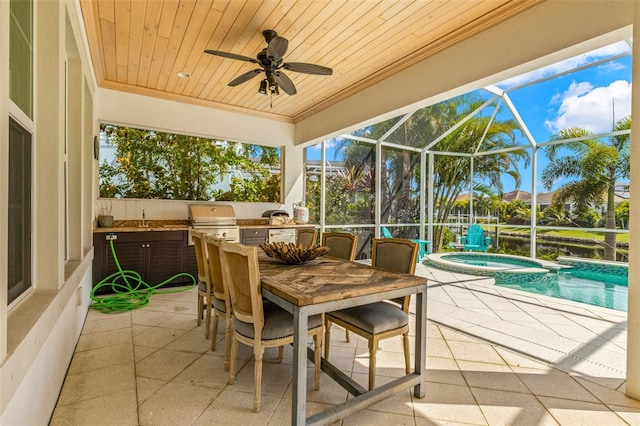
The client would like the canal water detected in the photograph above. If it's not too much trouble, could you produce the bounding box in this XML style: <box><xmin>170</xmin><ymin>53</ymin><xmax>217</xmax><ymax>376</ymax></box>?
<box><xmin>497</xmin><ymin>235</ymin><xmax>628</xmax><ymax>262</ymax></box>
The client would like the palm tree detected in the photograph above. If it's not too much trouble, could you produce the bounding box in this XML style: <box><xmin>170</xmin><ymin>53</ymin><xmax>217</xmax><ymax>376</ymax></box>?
<box><xmin>323</xmin><ymin>95</ymin><xmax>528</xmax><ymax>249</ymax></box>
<box><xmin>541</xmin><ymin>115</ymin><xmax>631</xmax><ymax>261</ymax></box>
<box><xmin>428</xmin><ymin>99</ymin><xmax>529</xmax><ymax>250</ymax></box>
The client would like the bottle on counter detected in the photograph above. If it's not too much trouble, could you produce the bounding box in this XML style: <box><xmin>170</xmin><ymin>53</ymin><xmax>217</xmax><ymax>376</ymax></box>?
<box><xmin>293</xmin><ymin>202</ymin><xmax>309</xmax><ymax>224</ymax></box>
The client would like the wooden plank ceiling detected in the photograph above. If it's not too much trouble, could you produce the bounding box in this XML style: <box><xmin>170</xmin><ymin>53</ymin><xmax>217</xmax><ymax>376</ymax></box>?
<box><xmin>80</xmin><ymin>0</ymin><xmax>539</xmax><ymax>122</ymax></box>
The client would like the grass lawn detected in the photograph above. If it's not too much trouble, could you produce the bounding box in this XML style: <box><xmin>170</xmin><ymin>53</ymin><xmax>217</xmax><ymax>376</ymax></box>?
<box><xmin>498</xmin><ymin>226</ymin><xmax>629</xmax><ymax>243</ymax></box>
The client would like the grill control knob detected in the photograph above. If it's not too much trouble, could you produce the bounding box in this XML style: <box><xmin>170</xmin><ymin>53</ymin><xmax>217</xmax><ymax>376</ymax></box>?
<box><xmin>223</xmin><ymin>232</ymin><xmax>228</xmax><ymax>238</ymax></box>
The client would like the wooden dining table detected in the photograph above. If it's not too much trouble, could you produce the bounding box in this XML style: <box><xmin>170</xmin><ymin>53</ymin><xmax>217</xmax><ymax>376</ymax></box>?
<box><xmin>258</xmin><ymin>252</ymin><xmax>428</xmax><ymax>426</ymax></box>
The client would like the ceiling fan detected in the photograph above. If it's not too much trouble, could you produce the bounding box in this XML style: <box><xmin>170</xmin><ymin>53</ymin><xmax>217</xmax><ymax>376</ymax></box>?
<box><xmin>204</xmin><ymin>30</ymin><xmax>332</xmax><ymax>96</ymax></box>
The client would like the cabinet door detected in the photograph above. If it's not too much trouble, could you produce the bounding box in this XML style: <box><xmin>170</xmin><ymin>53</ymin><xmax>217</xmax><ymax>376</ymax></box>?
<box><xmin>184</xmin><ymin>245</ymin><xmax>198</xmax><ymax>279</ymax></box>
<box><xmin>102</xmin><ymin>240</ymin><xmax>145</xmax><ymax>281</ymax></box>
<box><xmin>241</xmin><ymin>228</ymin><xmax>269</xmax><ymax>246</ymax></box>
<box><xmin>146</xmin><ymin>239</ymin><xmax>185</xmax><ymax>285</ymax></box>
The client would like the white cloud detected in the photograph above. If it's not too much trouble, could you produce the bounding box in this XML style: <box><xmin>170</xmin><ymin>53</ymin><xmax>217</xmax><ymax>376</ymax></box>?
<box><xmin>544</xmin><ymin>79</ymin><xmax>631</xmax><ymax>134</ymax></box>
<box><xmin>497</xmin><ymin>41</ymin><xmax>630</xmax><ymax>89</ymax></box>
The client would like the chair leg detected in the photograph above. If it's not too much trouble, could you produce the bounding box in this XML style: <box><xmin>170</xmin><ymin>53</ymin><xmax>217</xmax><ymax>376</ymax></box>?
<box><xmin>205</xmin><ymin>295</ymin><xmax>212</xmax><ymax>339</ymax></box>
<box><xmin>223</xmin><ymin>316</ymin><xmax>232</xmax><ymax>371</ymax></box>
<box><xmin>253</xmin><ymin>346</ymin><xmax>265</xmax><ymax>413</ymax></box>
<box><xmin>345</xmin><ymin>329</ymin><xmax>350</xmax><ymax>343</ymax></box>
<box><xmin>228</xmin><ymin>335</ymin><xmax>238</xmax><ymax>385</ymax></box>
<box><xmin>402</xmin><ymin>332</ymin><xmax>411</xmax><ymax>374</ymax></box>
<box><xmin>196</xmin><ymin>293</ymin><xmax>203</xmax><ymax>326</ymax></box>
<box><xmin>211</xmin><ymin>314</ymin><xmax>219</xmax><ymax>351</ymax></box>
<box><xmin>314</xmin><ymin>331</ymin><xmax>321</xmax><ymax>390</ymax></box>
<box><xmin>324</xmin><ymin>320</ymin><xmax>332</xmax><ymax>360</ymax></box>
<box><xmin>368</xmin><ymin>337</ymin><xmax>378</xmax><ymax>391</ymax></box>
<box><xmin>278</xmin><ymin>346</ymin><xmax>284</xmax><ymax>362</ymax></box>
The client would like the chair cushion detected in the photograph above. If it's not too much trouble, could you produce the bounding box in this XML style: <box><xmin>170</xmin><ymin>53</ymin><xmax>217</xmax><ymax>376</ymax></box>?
<box><xmin>233</xmin><ymin>302</ymin><xmax>323</xmax><ymax>341</ymax></box>
<box><xmin>198</xmin><ymin>280</ymin><xmax>208</xmax><ymax>292</ymax></box>
<box><xmin>327</xmin><ymin>302</ymin><xmax>408</xmax><ymax>335</ymax></box>
<box><xmin>212</xmin><ymin>295</ymin><xmax>226</xmax><ymax>313</ymax></box>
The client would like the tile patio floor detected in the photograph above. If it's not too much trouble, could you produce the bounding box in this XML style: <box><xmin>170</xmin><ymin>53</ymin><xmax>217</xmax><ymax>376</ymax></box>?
<box><xmin>50</xmin><ymin>263</ymin><xmax>640</xmax><ymax>425</ymax></box>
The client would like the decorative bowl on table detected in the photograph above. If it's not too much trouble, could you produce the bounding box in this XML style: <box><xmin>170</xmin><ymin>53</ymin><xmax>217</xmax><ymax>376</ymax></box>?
<box><xmin>259</xmin><ymin>242</ymin><xmax>329</xmax><ymax>264</ymax></box>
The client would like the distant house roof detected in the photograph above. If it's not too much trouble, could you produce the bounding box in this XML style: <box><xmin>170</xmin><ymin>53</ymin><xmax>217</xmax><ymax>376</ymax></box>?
<box><xmin>536</xmin><ymin>191</ymin><xmax>556</xmax><ymax>205</ymax></box>
<box><xmin>454</xmin><ymin>187</ymin><xmax>629</xmax><ymax>207</ymax></box>
<box><xmin>502</xmin><ymin>190</ymin><xmax>531</xmax><ymax>202</ymax></box>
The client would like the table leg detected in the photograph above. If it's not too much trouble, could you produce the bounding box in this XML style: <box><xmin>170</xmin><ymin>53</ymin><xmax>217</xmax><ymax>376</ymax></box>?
<box><xmin>292</xmin><ymin>305</ymin><xmax>309</xmax><ymax>425</ymax></box>
<box><xmin>413</xmin><ymin>287</ymin><xmax>427</xmax><ymax>398</ymax></box>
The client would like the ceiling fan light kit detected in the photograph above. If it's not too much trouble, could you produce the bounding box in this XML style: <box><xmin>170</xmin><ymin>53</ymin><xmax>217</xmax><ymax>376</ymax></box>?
<box><xmin>204</xmin><ymin>30</ymin><xmax>332</xmax><ymax>97</ymax></box>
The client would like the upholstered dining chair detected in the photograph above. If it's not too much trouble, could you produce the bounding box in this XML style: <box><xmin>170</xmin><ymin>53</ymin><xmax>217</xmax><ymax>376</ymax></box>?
<box><xmin>219</xmin><ymin>241</ymin><xmax>323</xmax><ymax>413</ymax></box>
<box><xmin>191</xmin><ymin>230</ymin><xmax>213</xmax><ymax>340</ymax></box>
<box><xmin>321</xmin><ymin>232</ymin><xmax>358</xmax><ymax>342</ymax></box>
<box><xmin>203</xmin><ymin>235</ymin><xmax>233</xmax><ymax>367</ymax></box>
<box><xmin>296</xmin><ymin>228</ymin><xmax>318</xmax><ymax>246</ymax></box>
<box><xmin>321</xmin><ymin>232</ymin><xmax>357</xmax><ymax>261</ymax></box>
<box><xmin>324</xmin><ymin>238</ymin><xmax>418</xmax><ymax>390</ymax></box>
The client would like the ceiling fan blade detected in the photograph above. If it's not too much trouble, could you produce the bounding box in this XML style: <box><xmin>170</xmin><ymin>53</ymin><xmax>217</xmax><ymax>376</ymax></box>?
<box><xmin>282</xmin><ymin>62</ymin><xmax>333</xmax><ymax>75</ymax></box>
<box><xmin>228</xmin><ymin>69</ymin><xmax>263</xmax><ymax>87</ymax></box>
<box><xmin>274</xmin><ymin>71</ymin><xmax>296</xmax><ymax>95</ymax></box>
<box><xmin>204</xmin><ymin>49</ymin><xmax>259</xmax><ymax>64</ymax></box>
<box><xmin>267</xmin><ymin>36</ymin><xmax>288</xmax><ymax>62</ymax></box>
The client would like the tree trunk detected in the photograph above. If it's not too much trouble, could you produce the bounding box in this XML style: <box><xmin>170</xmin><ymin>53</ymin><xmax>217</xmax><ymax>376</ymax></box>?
<box><xmin>603</xmin><ymin>176</ymin><xmax>617</xmax><ymax>261</ymax></box>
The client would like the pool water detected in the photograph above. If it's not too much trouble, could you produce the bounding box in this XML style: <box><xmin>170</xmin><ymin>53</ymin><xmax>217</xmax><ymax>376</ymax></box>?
<box><xmin>445</xmin><ymin>254</ymin><xmax>541</xmax><ymax>269</ymax></box>
<box><xmin>497</xmin><ymin>269</ymin><xmax>628</xmax><ymax>312</ymax></box>
<box><xmin>427</xmin><ymin>252</ymin><xmax>628</xmax><ymax>311</ymax></box>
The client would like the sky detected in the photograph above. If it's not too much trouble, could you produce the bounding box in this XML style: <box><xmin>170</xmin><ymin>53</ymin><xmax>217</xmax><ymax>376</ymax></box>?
<box><xmin>498</xmin><ymin>40</ymin><xmax>632</xmax><ymax>193</ymax></box>
<box><xmin>307</xmin><ymin>39</ymin><xmax>633</xmax><ymax>195</ymax></box>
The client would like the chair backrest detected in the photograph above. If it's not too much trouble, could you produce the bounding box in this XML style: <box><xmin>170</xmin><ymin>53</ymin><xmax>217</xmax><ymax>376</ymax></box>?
<box><xmin>466</xmin><ymin>224</ymin><xmax>486</xmax><ymax>245</ymax></box>
<box><xmin>371</xmin><ymin>238</ymin><xmax>418</xmax><ymax>275</ymax></box>
<box><xmin>297</xmin><ymin>228</ymin><xmax>318</xmax><ymax>246</ymax></box>
<box><xmin>321</xmin><ymin>232</ymin><xmax>358</xmax><ymax>261</ymax></box>
<box><xmin>371</xmin><ymin>238</ymin><xmax>418</xmax><ymax>310</ymax></box>
<box><xmin>219</xmin><ymin>241</ymin><xmax>263</xmax><ymax>331</ymax></box>
<box><xmin>191</xmin><ymin>230</ymin><xmax>209</xmax><ymax>285</ymax></box>
<box><xmin>203</xmin><ymin>235</ymin><xmax>227</xmax><ymax>303</ymax></box>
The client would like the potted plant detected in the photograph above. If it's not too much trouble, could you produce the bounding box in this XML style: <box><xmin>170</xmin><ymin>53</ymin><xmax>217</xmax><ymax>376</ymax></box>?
<box><xmin>96</xmin><ymin>199</ymin><xmax>113</xmax><ymax>228</ymax></box>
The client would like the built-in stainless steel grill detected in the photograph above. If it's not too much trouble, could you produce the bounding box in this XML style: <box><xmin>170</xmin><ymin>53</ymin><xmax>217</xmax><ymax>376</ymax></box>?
<box><xmin>188</xmin><ymin>204</ymin><xmax>240</xmax><ymax>244</ymax></box>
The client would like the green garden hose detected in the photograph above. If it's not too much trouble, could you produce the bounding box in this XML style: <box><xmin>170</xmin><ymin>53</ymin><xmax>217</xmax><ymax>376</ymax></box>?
<box><xmin>90</xmin><ymin>239</ymin><xmax>196</xmax><ymax>313</ymax></box>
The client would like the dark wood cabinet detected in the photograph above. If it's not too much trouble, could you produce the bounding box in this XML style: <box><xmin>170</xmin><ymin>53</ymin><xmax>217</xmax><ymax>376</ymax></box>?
<box><xmin>92</xmin><ymin>230</ymin><xmax>197</xmax><ymax>292</ymax></box>
<box><xmin>241</xmin><ymin>228</ymin><xmax>269</xmax><ymax>246</ymax></box>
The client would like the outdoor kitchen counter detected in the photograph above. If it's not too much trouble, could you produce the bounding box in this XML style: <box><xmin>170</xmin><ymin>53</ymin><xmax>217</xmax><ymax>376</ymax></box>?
<box><xmin>238</xmin><ymin>224</ymin><xmax>318</xmax><ymax>229</ymax></box>
<box><xmin>93</xmin><ymin>220</ymin><xmax>189</xmax><ymax>233</ymax></box>
<box><xmin>93</xmin><ymin>219</ymin><xmax>317</xmax><ymax>232</ymax></box>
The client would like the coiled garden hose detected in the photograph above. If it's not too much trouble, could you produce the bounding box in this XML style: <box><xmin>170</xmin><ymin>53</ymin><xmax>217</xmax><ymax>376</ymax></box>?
<box><xmin>90</xmin><ymin>239</ymin><xmax>196</xmax><ymax>313</ymax></box>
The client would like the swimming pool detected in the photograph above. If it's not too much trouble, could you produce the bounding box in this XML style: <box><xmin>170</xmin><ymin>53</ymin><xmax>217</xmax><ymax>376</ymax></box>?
<box><xmin>426</xmin><ymin>253</ymin><xmax>628</xmax><ymax>311</ymax></box>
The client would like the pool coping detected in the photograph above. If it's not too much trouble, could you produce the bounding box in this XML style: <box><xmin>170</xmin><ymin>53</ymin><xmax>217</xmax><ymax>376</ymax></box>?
<box><xmin>426</xmin><ymin>252</ymin><xmax>563</xmax><ymax>275</ymax></box>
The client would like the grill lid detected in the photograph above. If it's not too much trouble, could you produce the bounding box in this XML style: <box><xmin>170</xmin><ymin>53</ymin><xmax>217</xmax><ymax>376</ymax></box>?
<box><xmin>189</xmin><ymin>204</ymin><xmax>237</xmax><ymax>226</ymax></box>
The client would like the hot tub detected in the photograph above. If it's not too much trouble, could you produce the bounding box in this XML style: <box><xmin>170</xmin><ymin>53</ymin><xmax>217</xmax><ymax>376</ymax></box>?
<box><xmin>426</xmin><ymin>252</ymin><xmax>564</xmax><ymax>285</ymax></box>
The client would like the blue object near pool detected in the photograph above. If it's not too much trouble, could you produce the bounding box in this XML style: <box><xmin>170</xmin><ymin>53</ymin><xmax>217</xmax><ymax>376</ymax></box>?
<box><xmin>381</xmin><ymin>227</ymin><xmax>431</xmax><ymax>262</ymax></box>
<box><xmin>461</xmin><ymin>224</ymin><xmax>491</xmax><ymax>252</ymax></box>
<box><xmin>426</xmin><ymin>252</ymin><xmax>628</xmax><ymax>311</ymax></box>
<box><xmin>381</xmin><ymin>226</ymin><xmax>393</xmax><ymax>238</ymax></box>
